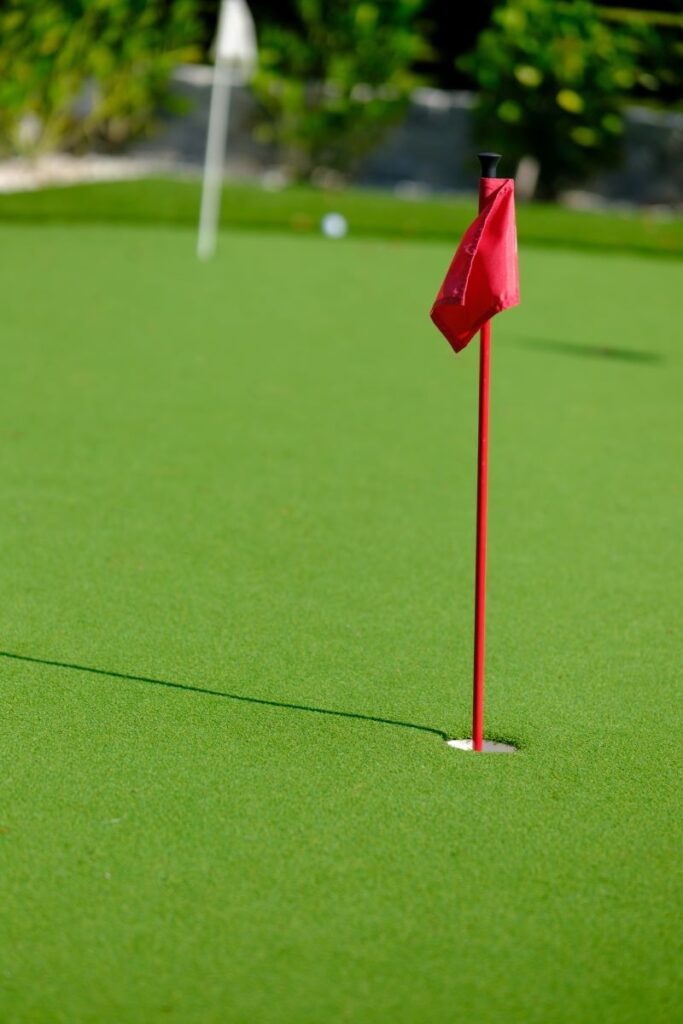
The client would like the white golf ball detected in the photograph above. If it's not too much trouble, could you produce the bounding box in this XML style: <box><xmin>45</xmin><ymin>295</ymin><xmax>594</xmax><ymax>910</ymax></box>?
<box><xmin>321</xmin><ymin>212</ymin><xmax>348</xmax><ymax>239</ymax></box>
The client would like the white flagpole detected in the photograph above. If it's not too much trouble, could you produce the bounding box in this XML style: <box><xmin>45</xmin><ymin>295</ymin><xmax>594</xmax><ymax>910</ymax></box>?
<box><xmin>196</xmin><ymin>0</ymin><xmax>257</xmax><ymax>261</ymax></box>
<box><xmin>197</xmin><ymin>61</ymin><xmax>233</xmax><ymax>261</ymax></box>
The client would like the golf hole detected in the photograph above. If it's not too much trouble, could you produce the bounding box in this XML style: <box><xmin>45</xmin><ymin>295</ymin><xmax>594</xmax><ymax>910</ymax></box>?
<box><xmin>447</xmin><ymin>739</ymin><xmax>517</xmax><ymax>754</ymax></box>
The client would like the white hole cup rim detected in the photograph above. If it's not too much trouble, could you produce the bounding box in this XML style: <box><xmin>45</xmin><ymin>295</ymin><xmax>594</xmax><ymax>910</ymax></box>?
<box><xmin>447</xmin><ymin>738</ymin><xmax>517</xmax><ymax>754</ymax></box>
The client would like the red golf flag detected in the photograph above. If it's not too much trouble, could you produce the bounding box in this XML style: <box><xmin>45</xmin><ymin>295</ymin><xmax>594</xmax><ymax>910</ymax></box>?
<box><xmin>430</xmin><ymin>178</ymin><xmax>519</xmax><ymax>354</ymax></box>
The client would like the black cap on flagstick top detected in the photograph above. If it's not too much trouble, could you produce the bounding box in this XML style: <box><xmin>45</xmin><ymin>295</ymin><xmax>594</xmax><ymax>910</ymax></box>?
<box><xmin>477</xmin><ymin>152</ymin><xmax>502</xmax><ymax>178</ymax></box>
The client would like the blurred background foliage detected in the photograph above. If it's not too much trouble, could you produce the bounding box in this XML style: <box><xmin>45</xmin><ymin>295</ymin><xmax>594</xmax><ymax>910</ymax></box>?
<box><xmin>250</xmin><ymin>0</ymin><xmax>430</xmax><ymax>183</ymax></box>
<box><xmin>0</xmin><ymin>0</ymin><xmax>203</xmax><ymax>156</ymax></box>
<box><xmin>459</xmin><ymin>0</ymin><xmax>683</xmax><ymax>197</ymax></box>
<box><xmin>0</xmin><ymin>0</ymin><xmax>680</xmax><ymax>194</ymax></box>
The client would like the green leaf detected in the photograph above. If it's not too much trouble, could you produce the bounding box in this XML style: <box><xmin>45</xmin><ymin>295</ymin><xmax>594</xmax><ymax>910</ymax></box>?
<box><xmin>498</xmin><ymin>100</ymin><xmax>522</xmax><ymax>124</ymax></box>
<box><xmin>514</xmin><ymin>64</ymin><xmax>543</xmax><ymax>87</ymax></box>
<box><xmin>556</xmin><ymin>88</ymin><xmax>584</xmax><ymax>113</ymax></box>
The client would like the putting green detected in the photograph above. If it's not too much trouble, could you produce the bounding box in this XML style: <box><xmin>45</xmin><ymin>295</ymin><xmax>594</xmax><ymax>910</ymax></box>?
<box><xmin>0</xmin><ymin>222</ymin><xmax>680</xmax><ymax>1023</ymax></box>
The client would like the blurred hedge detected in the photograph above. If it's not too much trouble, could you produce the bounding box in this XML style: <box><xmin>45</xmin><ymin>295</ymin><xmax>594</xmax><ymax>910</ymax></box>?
<box><xmin>251</xmin><ymin>0</ymin><xmax>430</xmax><ymax>183</ymax></box>
<box><xmin>459</xmin><ymin>0</ymin><xmax>683</xmax><ymax>198</ymax></box>
<box><xmin>0</xmin><ymin>0</ymin><xmax>202</xmax><ymax>156</ymax></box>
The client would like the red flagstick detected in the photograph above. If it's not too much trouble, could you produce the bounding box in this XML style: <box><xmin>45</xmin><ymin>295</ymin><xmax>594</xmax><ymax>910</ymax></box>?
<box><xmin>473</xmin><ymin>317</ymin><xmax>490</xmax><ymax>751</ymax></box>
<box><xmin>429</xmin><ymin>150</ymin><xmax>519</xmax><ymax>752</ymax></box>
<box><xmin>472</xmin><ymin>152</ymin><xmax>501</xmax><ymax>751</ymax></box>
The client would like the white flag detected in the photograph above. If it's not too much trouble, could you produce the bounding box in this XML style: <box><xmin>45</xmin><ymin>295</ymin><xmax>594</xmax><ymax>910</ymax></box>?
<box><xmin>215</xmin><ymin>0</ymin><xmax>258</xmax><ymax>81</ymax></box>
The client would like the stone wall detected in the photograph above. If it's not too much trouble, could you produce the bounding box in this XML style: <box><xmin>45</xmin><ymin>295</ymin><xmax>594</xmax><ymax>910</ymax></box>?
<box><xmin>132</xmin><ymin>66</ymin><xmax>683</xmax><ymax>207</ymax></box>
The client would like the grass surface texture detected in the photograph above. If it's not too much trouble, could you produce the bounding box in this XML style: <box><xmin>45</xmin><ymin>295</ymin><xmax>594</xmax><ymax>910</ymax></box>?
<box><xmin>0</xmin><ymin>218</ymin><xmax>681</xmax><ymax>1024</ymax></box>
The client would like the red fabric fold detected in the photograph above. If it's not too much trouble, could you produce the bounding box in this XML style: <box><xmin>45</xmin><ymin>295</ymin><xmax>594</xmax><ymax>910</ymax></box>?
<box><xmin>430</xmin><ymin>178</ymin><xmax>520</xmax><ymax>354</ymax></box>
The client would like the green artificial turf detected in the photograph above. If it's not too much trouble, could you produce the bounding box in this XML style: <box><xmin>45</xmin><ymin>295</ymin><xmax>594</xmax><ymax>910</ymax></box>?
<box><xmin>0</xmin><ymin>176</ymin><xmax>681</xmax><ymax>257</ymax></box>
<box><xmin>0</xmin><ymin>222</ymin><xmax>681</xmax><ymax>1023</ymax></box>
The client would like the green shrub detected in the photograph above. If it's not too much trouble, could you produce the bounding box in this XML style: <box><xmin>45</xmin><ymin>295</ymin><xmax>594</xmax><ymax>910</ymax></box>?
<box><xmin>459</xmin><ymin>0</ymin><xmax>675</xmax><ymax>198</ymax></box>
<box><xmin>598</xmin><ymin>6</ymin><xmax>683</xmax><ymax>110</ymax></box>
<box><xmin>251</xmin><ymin>0</ymin><xmax>430</xmax><ymax>183</ymax></box>
<box><xmin>0</xmin><ymin>0</ymin><xmax>202</xmax><ymax>156</ymax></box>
